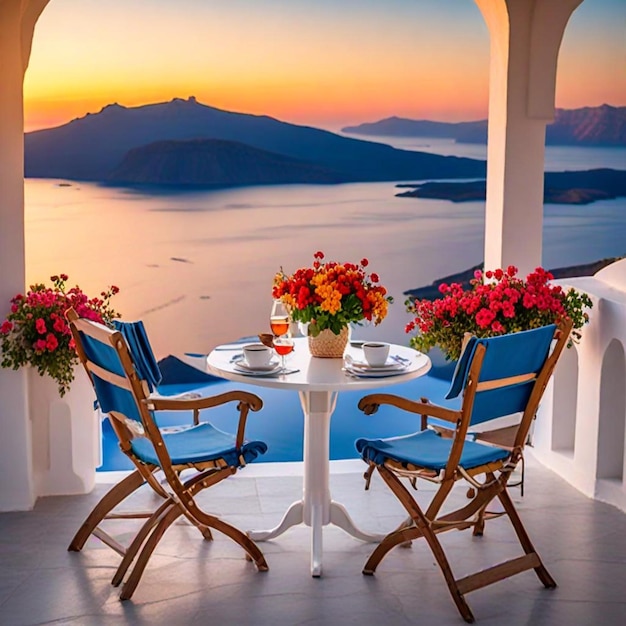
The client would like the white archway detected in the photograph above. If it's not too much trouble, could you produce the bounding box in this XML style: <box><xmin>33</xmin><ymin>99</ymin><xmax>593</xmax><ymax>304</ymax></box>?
<box><xmin>0</xmin><ymin>0</ymin><xmax>586</xmax><ymax>510</ymax></box>
<box><xmin>597</xmin><ymin>339</ymin><xmax>626</xmax><ymax>481</ymax></box>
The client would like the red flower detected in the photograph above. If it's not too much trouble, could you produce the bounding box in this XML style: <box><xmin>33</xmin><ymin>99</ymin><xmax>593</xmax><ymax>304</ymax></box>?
<box><xmin>53</xmin><ymin>317</ymin><xmax>66</xmax><ymax>333</ymax></box>
<box><xmin>34</xmin><ymin>339</ymin><xmax>47</xmax><ymax>351</ymax></box>
<box><xmin>46</xmin><ymin>333</ymin><xmax>59</xmax><ymax>351</ymax></box>
<box><xmin>405</xmin><ymin>265</ymin><xmax>592</xmax><ymax>361</ymax></box>
<box><xmin>35</xmin><ymin>318</ymin><xmax>47</xmax><ymax>334</ymax></box>
<box><xmin>1</xmin><ymin>320</ymin><xmax>13</xmax><ymax>334</ymax></box>
<box><xmin>475</xmin><ymin>308</ymin><xmax>496</xmax><ymax>329</ymax></box>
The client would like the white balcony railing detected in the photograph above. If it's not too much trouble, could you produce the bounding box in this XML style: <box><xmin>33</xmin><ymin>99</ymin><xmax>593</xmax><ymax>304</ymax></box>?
<box><xmin>532</xmin><ymin>258</ymin><xmax>626</xmax><ymax>514</ymax></box>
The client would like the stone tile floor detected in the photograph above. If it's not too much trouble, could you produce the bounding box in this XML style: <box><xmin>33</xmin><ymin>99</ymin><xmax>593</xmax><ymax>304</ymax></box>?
<box><xmin>1</xmin><ymin>456</ymin><xmax>625</xmax><ymax>626</ymax></box>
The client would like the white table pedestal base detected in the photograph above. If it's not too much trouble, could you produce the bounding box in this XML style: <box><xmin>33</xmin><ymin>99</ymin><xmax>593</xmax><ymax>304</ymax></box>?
<box><xmin>247</xmin><ymin>390</ymin><xmax>384</xmax><ymax>576</ymax></box>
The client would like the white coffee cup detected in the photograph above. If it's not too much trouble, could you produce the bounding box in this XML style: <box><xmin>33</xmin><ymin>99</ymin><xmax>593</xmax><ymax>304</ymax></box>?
<box><xmin>243</xmin><ymin>343</ymin><xmax>272</xmax><ymax>368</ymax></box>
<box><xmin>362</xmin><ymin>342</ymin><xmax>390</xmax><ymax>367</ymax></box>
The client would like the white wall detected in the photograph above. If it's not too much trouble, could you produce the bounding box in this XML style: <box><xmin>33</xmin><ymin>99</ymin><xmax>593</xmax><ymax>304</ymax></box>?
<box><xmin>532</xmin><ymin>259</ymin><xmax>626</xmax><ymax>513</ymax></box>
<box><xmin>0</xmin><ymin>1</ymin><xmax>36</xmax><ymax>511</ymax></box>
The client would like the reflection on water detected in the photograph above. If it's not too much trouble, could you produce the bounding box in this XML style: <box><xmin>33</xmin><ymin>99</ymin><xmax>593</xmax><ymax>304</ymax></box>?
<box><xmin>25</xmin><ymin>177</ymin><xmax>626</xmax><ymax>359</ymax></box>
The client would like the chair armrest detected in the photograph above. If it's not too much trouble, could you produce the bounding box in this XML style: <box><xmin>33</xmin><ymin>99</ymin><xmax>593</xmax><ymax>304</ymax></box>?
<box><xmin>148</xmin><ymin>390</ymin><xmax>203</xmax><ymax>402</ymax></box>
<box><xmin>144</xmin><ymin>390</ymin><xmax>263</xmax><ymax>412</ymax></box>
<box><xmin>358</xmin><ymin>393</ymin><xmax>460</xmax><ymax>424</ymax></box>
<box><xmin>144</xmin><ymin>390</ymin><xmax>263</xmax><ymax>450</ymax></box>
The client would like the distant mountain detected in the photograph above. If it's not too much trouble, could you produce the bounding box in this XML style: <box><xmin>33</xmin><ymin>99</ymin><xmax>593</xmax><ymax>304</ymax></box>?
<box><xmin>109</xmin><ymin>138</ymin><xmax>345</xmax><ymax>185</ymax></box>
<box><xmin>24</xmin><ymin>96</ymin><xmax>485</xmax><ymax>184</ymax></box>
<box><xmin>396</xmin><ymin>168</ymin><xmax>626</xmax><ymax>205</ymax></box>
<box><xmin>343</xmin><ymin>117</ymin><xmax>486</xmax><ymax>142</ymax></box>
<box><xmin>342</xmin><ymin>104</ymin><xmax>626</xmax><ymax>146</ymax></box>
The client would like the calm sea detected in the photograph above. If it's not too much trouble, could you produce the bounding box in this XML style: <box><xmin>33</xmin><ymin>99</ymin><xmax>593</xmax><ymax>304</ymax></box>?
<box><xmin>24</xmin><ymin>141</ymin><xmax>626</xmax><ymax>360</ymax></box>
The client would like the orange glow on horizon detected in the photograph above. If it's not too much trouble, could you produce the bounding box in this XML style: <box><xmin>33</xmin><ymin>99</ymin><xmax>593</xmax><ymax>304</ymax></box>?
<box><xmin>22</xmin><ymin>0</ymin><xmax>625</xmax><ymax>134</ymax></box>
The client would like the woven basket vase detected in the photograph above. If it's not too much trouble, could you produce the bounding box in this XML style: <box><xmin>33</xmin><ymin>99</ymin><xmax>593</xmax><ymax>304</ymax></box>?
<box><xmin>308</xmin><ymin>326</ymin><xmax>350</xmax><ymax>358</ymax></box>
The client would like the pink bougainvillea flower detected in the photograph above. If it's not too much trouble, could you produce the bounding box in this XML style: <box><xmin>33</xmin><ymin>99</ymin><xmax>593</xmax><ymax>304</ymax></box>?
<box><xmin>405</xmin><ymin>266</ymin><xmax>592</xmax><ymax>361</ymax></box>
<box><xmin>0</xmin><ymin>274</ymin><xmax>120</xmax><ymax>396</ymax></box>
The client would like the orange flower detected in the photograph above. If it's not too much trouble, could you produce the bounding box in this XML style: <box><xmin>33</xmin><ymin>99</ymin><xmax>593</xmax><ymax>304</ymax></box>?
<box><xmin>273</xmin><ymin>252</ymin><xmax>393</xmax><ymax>336</ymax></box>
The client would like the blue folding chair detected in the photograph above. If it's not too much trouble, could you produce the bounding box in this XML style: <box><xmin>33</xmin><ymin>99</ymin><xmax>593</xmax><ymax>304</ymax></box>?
<box><xmin>66</xmin><ymin>309</ymin><xmax>269</xmax><ymax>600</ymax></box>
<box><xmin>355</xmin><ymin>320</ymin><xmax>572</xmax><ymax>623</ymax></box>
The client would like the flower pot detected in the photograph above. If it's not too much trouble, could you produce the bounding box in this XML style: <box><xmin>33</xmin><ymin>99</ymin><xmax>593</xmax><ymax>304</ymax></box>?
<box><xmin>28</xmin><ymin>365</ymin><xmax>99</xmax><ymax>497</ymax></box>
<box><xmin>308</xmin><ymin>326</ymin><xmax>350</xmax><ymax>358</ymax></box>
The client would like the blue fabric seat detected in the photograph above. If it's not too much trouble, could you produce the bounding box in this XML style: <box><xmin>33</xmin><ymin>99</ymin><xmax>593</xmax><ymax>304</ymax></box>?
<box><xmin>354</xmin><ymin>322</ymin><xmax>573</xmax><ymax>623</ymax></box>
<box><xmin>131</xmin><ymin>422</ymin><xmax>267</xmax><ymax>467</ymax></box>
<box><xmin>356</xmin><ymin>429</ymin><xmax>509</xmax><ymax>472</ymax></box>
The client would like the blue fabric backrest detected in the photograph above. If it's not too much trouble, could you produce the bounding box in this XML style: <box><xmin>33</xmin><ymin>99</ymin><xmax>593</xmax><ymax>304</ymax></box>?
<box><xmin>79</xmin><ymin>329</ymin><xmax>147</xmax><ymax>424</ymax></box>
<box><xmin>444</xmin><ymin>325</ymin><xmax>556</xmax><ymax>425</ymax></box>
<box><xmin>113</xmin><ymin>320</ymin><xmax>162</xmax><ymax>391</ymax></box>
<box><xmin>445</xmin><ymin>336</ymin><xmax>478</xmax><ymax>400</ymax></box>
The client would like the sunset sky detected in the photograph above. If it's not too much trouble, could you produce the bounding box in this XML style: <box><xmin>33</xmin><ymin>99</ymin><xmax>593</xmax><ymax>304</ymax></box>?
<box><xmin>23</xmin><ymin>0</ymin><xmax>626</xmax><ymax>133</ymax></box>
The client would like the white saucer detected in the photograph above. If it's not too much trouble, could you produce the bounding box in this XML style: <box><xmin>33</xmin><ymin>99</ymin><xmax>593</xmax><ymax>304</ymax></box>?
<box><xmin>347</xmin><ymin>360</ymin><xmax>407</xmax><ymax>372</ymax></box>
<box><xmin>344</xmin><ymin>365</ymin><xmax>408</xmax><ymax>378</ymax></box>
<box><xmin>234</xmin><ymin>361</ymin><xmax>282</xmax><ymax>376</ymax></box>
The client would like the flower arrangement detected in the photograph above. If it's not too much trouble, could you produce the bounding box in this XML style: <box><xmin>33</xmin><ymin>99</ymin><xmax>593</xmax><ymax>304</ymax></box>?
<box><xmin>272</xmin><ymin>251</ymin><xmax>393</xmax><ymax>336</ymax></box>
<box><xmin>405</xmin><ymin>266</ymin><xmax>592</xmax><ymax>361</ymax></box>
<box><xmin>0</xmin><ymin>274</ymin><xmax>120</xmax><ymax>396</ymax></box>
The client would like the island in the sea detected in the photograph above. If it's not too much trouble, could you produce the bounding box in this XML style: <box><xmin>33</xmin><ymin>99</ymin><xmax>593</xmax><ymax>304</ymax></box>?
<box><xmin>25</xmin><ymin>98</ymin><xmax>625</xmax><ymax>202</ymax></box>
<box><xmin>396</xmin><ymin>168</ymin><xmax>626</xmax><ymax>205</ymax></box>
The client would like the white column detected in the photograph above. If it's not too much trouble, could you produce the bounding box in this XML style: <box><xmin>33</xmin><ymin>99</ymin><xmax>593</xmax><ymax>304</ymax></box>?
<box><xmin>475</xmin><ymin>0</ymin><xmax>583</xmax><ymax>276</ymax></box>
<box><xmin>0</xmin><ymin>0</ymin><xmax>50</xmax><ymax>511</ymax></box>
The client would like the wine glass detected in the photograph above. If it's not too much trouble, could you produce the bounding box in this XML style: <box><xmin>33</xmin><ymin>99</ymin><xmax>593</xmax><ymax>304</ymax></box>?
<box><xmin>270</xmin><ymin>300</ymin><xmax>290</xmax><ymax>337</ymax></box>
<box><xmin>273</xmin><ymin>336</ymin><xmax>295</xmax><ymax>374</ymax></box>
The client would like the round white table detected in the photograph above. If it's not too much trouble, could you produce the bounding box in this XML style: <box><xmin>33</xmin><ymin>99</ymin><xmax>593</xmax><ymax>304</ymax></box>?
<box><xmin>206</xmin><ymin>337</ymin><xmax>431</xmax><ymax>577</ymax></box>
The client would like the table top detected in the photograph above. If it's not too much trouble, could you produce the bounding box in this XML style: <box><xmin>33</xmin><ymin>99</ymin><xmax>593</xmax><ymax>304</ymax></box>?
<box><xmin>206</xmin><ymin>338</ymin><xmax>431</xmax><ymax>392</ymax></box>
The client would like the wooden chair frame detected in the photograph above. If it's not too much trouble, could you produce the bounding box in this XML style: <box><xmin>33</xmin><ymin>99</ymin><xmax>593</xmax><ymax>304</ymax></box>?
<box><xmin>66</xmin><ymin>309</ymin><xmax>268</xmax><ymax>600</ymax></box>
<box><xmin>357</xmin><ymin>320</ymin><xmax>572</xmax><ymax>623</ymax></box>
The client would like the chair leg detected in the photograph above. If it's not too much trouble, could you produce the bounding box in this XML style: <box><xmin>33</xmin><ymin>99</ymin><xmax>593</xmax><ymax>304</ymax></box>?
<box><xmin>68</xmin><ymin>469</ymin><xmax>146</xmax><ymax>552</ymax></box>
<box><xmin>120</xmin><ymin>505</ymin><xmax>183</xmax><ymax>600</ymax></box>
<box><xmin>366</xmin><ymin>466</ymin><xmax>476</xmax><ymax>623</ymax></box>
<box><xmin>363</xmin><ymin>525</ymin><xmax>422</xmax><ymax>574</ymax></box>
<box><xmin>112</xmin><ymin>499</ymin><xmax>175</xmax><ymax>587</ymax></box>
<box><xmin>472</xmin><ymin>502</ymin><xmax>488</xmax><ymax>537</ymax></box>
<box><xmin>497</xmin><ymin>488</ymin><xmax>556</xmax><ymax>588</ymax></box>
<box><xmin>198</xmin><ymin>514</ymin><xmax>269</xmax><ymax>572</ymax></box>
<box><xmin>119</xmin><ymin>504</ymin><xmax>268</xmax><ymax>600</ymax></box>
<box><xmin>184</xmin><ymin>469</ymin><xmax>269</xmax><ymax>572</ymax></box>
<box><xmin>420</xmin><ymin>521</ymin><xmax>475</xmax><ymax>623</ymax></box>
